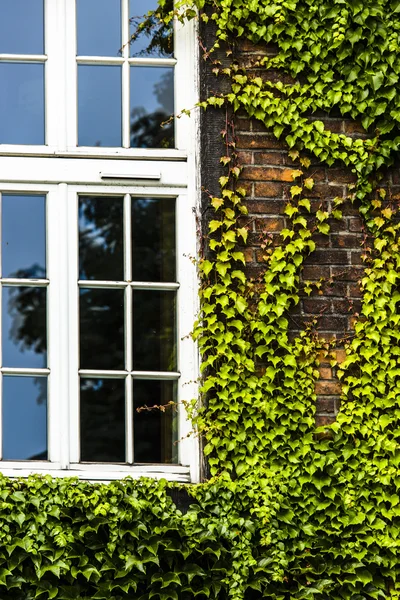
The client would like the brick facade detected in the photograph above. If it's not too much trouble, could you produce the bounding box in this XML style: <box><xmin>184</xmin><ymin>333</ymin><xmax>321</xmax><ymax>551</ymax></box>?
<box><xmin>200</xmin><ymin>36</ymin><xmax>398</xmax><ymax>426</ymax></box>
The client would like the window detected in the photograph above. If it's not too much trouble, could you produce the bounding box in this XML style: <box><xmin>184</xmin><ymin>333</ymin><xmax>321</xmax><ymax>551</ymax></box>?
<box><xmin>0</xmin><ymin>0</ymin><xmax>199</xmax><ymax>481</ymax></box>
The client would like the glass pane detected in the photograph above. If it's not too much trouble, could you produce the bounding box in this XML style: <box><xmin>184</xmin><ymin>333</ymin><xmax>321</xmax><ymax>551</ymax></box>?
<box><xmin>133</xmin><ymin>379</ymin><xmax>177</xmax><ymax>463</ymax></box>
<box><xmin>78</xmin><ymin>65</ymin><xmax>122</xmax><ymax>147</ymax></box>
<box><xmin>3</xmin><ymin>376</ymin><xmax>47</xmax><ymax>461</ymax></box>
<box><xmin>80</xmin><ymin>288</ymin><xmax>124</xmax><ymax>369</ymax></box>
<box><xmin>133</xmin><ymin>290</ymin><xmax>176</xmax><ymax>371</ymax></box>
<box><xmin>2</xmin><ymin>195</ymin><xmax>46</xmax><ymax>279</ymax></box>
<box><xmin>130</xmin><ymin>66</ymin><xmax>174</xmax><ymax>148</ymax></box>
<box><xmin>132</xmin><ymin>197</ymin><xmax>175</xmax><ymax>282</ymax></box>
<box><xmin>80</xmin><ymin>378</ymin><xmax>125</xmax><ymax>462</ymax></box>
<box><xmin>129</xmin><ymin>0</ymin><xmax>173</xmax><ymax>58</ymax></box>
<box><xmin>0</xmin><ymin>63</ymin><xmax>45</xmax><ymax>145</ymax></box>
<box><xmin>2</xmin><ymin>286</ymin><xmax>47</xmax><ymax>369</ymax></box>
<box><xmin>79</xmin><ymin>196</ymin><xmax>124</xmax><ymax>281</ymax></box>
<box><xmin>77</xmin><ymin>0</ymin><xmax>121</xmax><ymax>56</ymax></box>
<box><xmin>0</xmin><ymin>0</ymin><xmax>44</xmax><ymax>55</ymax></box>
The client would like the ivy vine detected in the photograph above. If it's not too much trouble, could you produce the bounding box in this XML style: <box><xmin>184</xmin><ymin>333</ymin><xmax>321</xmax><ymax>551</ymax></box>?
<box><xmin>2</xmin><ymin>0</ymin><xmax>400</xmax><ymax>599</ymax></box>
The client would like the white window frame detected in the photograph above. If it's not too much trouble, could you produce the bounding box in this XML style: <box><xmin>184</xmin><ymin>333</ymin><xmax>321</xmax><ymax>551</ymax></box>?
<box><xmin>0</xmin><ymin>0</ymin><xmax>200</xmax><ymax>482</ymax></box>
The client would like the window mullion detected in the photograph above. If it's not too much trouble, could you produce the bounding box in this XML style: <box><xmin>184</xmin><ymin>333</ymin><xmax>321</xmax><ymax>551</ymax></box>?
<box><xmin>47</xmin><ymin>186</ymin><xmax>69</xmax><ymax>466</ymax></box>
<box><xmin>65</xmin><ymin>0</ymin><xmax>78</xmax><ymax>149</ymax></box>
<box><xmin>124</xmin><ymin>192</ymin><xmax>134</xmax><ymax>463</ymax></box>
<box><xmin>67</xmin><ymin>188</ymin><xmax>80</xmax><ymax>464</ymax></box>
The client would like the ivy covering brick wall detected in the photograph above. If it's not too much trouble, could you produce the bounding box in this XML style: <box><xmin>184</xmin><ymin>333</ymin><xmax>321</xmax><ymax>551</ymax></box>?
<box><xmin>3</xmin><ymin>0</ymin><xmax>400</xmax><ymax>599</ymax></box>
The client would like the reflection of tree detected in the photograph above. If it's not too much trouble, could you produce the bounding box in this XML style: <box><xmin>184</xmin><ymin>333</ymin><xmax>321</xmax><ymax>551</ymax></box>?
<box><xmin>7</xmin><ymin>264</ymin><xmax>47</xmax><ymax>407</ymax></box>
<box><xmin>130</xmin><ymin>70</ymin><xmax>174</xmax><ymax>148</ymax></box>
<box><xmin>129</xmin><ymin>0</ymin><xmax>173</xmax><ymax>58</ymax></box>
<box><xmin>8</xmin><ymin>197</ymin><xmax>177</xmax><ymax>463</ymax></box>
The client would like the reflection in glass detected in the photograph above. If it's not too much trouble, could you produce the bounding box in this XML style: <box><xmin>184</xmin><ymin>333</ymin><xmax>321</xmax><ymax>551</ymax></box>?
<box><xmin>133</xmin><ymin>290</ymin><xmax>176</xmax><ymax>371</ymax></box>
<box><xmin>79</xmin><ymin>196</ymin><xmax>124</xmax><ymax>281</ymax></box>
<box><xmin>132</xmin><ymin>197</ymin><xmax>175</xmax><ymax>282</ymax></box>
<box><xmin>0</xmin><ymin>63</ymin><xmax>45</xmax><ymax>145</ymax></box>
<box><xmin>3</xmin><ymin>376</ymin><xmax>47</xmax><ymax>461</ymax></box>
<box><xmin>80</xmin><ymin>378</ymin><xmax>125</xmax><ymax>462</ymax></box>
<box><xmin>78</xmin><ymin>65</ymin><xmax>122</xmax><ymax>147</ymax></box>
<box><xmin>129</xmin><ymin>0</ymin><xmax>173</xmax><ymax>58</ymax></box>
<box><xmin>130</xmin><ymin>66</ymin><xmax>174</xmax><ymax>148</ymax></box>
<box><xmin>80</xmin><ymin>288</ymin><xmax>124</xmax><ymax>370</ymax></box>
<box><xmin>2</xmin><ymin>195</ymin><xmax>46</xmax><ymax>279</ymax></box>
<box><xmin>0</xmin><ymin>0</ymin><xmax>44</xmax><ymax>55</ymax></box>
<box><xmin>133</xmin><ymin>379</ymin><xmax>177</xmax><ymax>463</ymax></box>
<box><xmin>2</xmin><ymin>287</ymin><xmax>47</xmax><ymax>369</ymax></box>
<box><xmin>77</xmin><ymin>0</ymin><xmax>121</xmax><ymax>56</ymax></box>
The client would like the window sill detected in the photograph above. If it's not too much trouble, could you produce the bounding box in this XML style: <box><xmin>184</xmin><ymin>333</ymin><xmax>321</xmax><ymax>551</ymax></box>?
<box><xmin>0</xmin><ymin>463</ymin><xmax>191</xmax><ymax>482</ymax></box>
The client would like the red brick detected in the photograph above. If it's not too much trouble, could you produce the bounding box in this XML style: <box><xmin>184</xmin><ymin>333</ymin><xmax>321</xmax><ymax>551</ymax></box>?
<box><xmin>328</xmin><ymin>168</ymin><xmax>358</xmax><ymax>184</ymax></box>
<box><xmin>316</xmin><ymin>398</ymin><xmax>336</xmax><ymax>414</ymax></box>
<box><xmin>237</xmin><ymin>151</ymin><xmax>253</xmax><ymax>165</ymax></box>
<box><xmin>255</xmin><ymin>217</ymin><xmax>284</xmax><ymax>232</ymax></box>
<box><xmin>315</xmin><ymin>381</ymin><xmax>342</xmax><ymax>395</ymax></box>
<box><xmin>253</xmin><ymin>182</ymin><xmax>284</xmax><ymax>197</ymax></box>
<box><xmin>255</xmin><ymin>151</ymin><xmax>285</xmax><ymax>165</ymax></box>
<box><xmin>331</xmin><ymin>234</ymin><xmax>361</xmax><ymax>249</ymax></box>
<box><xmin>315</xmin><ymin>415</ymin><xmax>336</xmax><ymax>427</ymax></box>
<box><xmin>343</xmin><ymin>120</ymin><xmax>366</xmax><ymax>134</ymax></box>
<box><xmin>245</xmin><ymin>199</ymin><xmax>286</xmax><ymax>214</ymax></box>
<box><xmin>242</xmin><ymin>166</ymin><xmax>295</xmax><ymax>182</ymax></box>
<box><xmin>318</xmin><ymin>367</ymin><xmax>333</xmax><ymax>379</ymax></box>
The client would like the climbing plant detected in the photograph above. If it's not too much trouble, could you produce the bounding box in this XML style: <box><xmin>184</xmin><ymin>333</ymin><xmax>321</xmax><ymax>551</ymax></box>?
<box><xmin>2</xmin><ymin>0</ymin><xmax>400</xmax><ymax>599</ymax></box>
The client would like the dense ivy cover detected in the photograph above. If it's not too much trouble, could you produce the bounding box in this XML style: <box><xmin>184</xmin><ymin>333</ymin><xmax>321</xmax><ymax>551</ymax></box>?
<box><xmin>3</xmin><ymin>0</ymin><xmax>400</xmax><ymax>598</ymax></box>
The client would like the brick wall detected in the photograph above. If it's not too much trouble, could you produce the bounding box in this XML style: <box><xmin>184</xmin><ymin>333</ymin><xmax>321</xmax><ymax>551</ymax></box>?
<box><xmin>199</xmin><ymin>34</ymin><xmax>399</xmax><ymax>426</ymax></box>
<box><xmin>233</xmin><ymin>41</ymin><xmax>387</xmax><ymax>426</ymax></box>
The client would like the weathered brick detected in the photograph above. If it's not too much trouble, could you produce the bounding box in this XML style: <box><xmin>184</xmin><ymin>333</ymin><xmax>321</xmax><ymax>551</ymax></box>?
<box><xmin>318</xmin><ymin>315</ymin><xmax>347</xmax><ymax>330</ymax></box>
<box><xmin>255</xmin><ymin>217</ymin><xmax>284</xmax><ymax>232</ymax></box>
<box><xmin>315</xmin><ymin>381</ymin><xmax>342</xmax><ymax>395</ymax></box>
<box><xmin>237</xmin><ymin>151</ymin><xmax>253</xmax><ymax>165</ymax></box>
<box><xmin>316</xmin><ymin>397</ymin><xmax>336</xmax><ymax>414</ymax></box>
<box><xmin>255</xmin><ymin>151</ymin><xmax>285</xmax><ymax>165</ymax></box>
<box><xmin>245</xmin><ymin>199</ymin><xmax>285</xmax><ymax>214</ymax></box>
<box><xmin>315</xmin><ymin>415</ymin><xmax>337</xmax><ymax>427</ymax></box>
<box><xmin>253</xmin><ymin>182</ymin><xmax>284</xmax><ymax>197</ymax></box>
<box><xmin>242</xmin><ymin>166</ymin><xmax>295</xmax><ymax>182</ymax></box>
<box><xmin>331</xmin><ymin>266</ymin><xmax>364</xmax><ymax>282</ymax></box>
<box><xmin>331</xmin><ymin>234</ymin><xmax>361</xmax><ymax>249</ymax></box>
<box><xmin>318</xmin><ymin>367</ymin><xmax>333</xmax><ymax>379</ymax></box>
<box><xmin>328</xmin><ymin>168</ymin><xmax>358</xmax><ymax>184</ymax></box>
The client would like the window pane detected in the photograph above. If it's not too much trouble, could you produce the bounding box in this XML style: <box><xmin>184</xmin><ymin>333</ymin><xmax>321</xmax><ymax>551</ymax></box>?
<box><xmin>130</xmin><ymin>66</ymin><xmax>174</xmax><ymax>148</ymax></box>
<box><xmin>79</xmin><ymin>196</ymin><xmax>124</xmax><ymax>281</ymax></box>
<box><xmin>0</xmin><ymin>0</ymin><xmax>44</xmax><ymax>55</ymax></box>
<box><xmin>80</xmin><ymin>378</ymin><xmax>125</xmax><ymax>462</ymax></box>
<box><xmin>3</xmin><ymin>376</ymin><xmax>47</xmax><ymax>461</ymax></box>
<box><xmin>80</xmin><ymin>288</ymin><xmax>124</xmax><ymax>369</ymax></box>
<box><xmin>77</xmin><ymin>0</ymin><xmax>121</xmax><ymax>56</ymax></box>
<box><xmin>0</xmin><ymin>63</ymin><xmax>45</xmax><ymax>145</ymax></box>
<box><xmin>133</xmin><ymin>290</ymin><xmax>176</xmax><ymax>371</ymax></box>
<box><xmin>2</xmin><ymin>195</ymin><xmax>46</xmax><ymax>279</ymax></box>
<box><xmin>132</xmin><ymin>197</ymin><xmax>175</xmax><ymax>282</ymax></box>
<box><xmin>133</xmin><ymin>379</ymin><xmax>177</xmax><ymax>463</ymax></box>
<box><xmin>2</xmin><ymin>286</ymin><xmax>47</xmax><ymax>369</ymax></box>
<box><xmin>129</xmin><ymin>0</ymin><xmax>173</xmax><ymax>58</ymax></box>
<box><xmin>78</xmin><ymin>65</ymin><xmax>122</xmax><ymax>147</ymax></box>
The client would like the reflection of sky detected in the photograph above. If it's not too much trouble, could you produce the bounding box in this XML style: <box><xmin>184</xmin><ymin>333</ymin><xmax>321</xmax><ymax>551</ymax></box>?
<box><xmin>77</xmin><ymin>0</ymin><xmax>121</xmax><ymax>56</ymax></box>
<box><xmin>2</xmin><ymin>287</ymin><xmax>47</xmax><ymax>369</ymax></box>
<box><xmin>129</xmin><ymin>0</ymin><xmax>173</xmax><ymax>58</ymax></box>
<box><xmin>131</xmin><ymin>66</ymin><xmax>174</xmax><ymax>117</ymax></box>
<box><xmin>2</xmin><ymin>195</ymin><xmax>46</xmax><ymax>278</ymax></box>
<box><xmin>0</xmin><ymin>0</ymin><xmax>44</xmax><ymax>54</ymax></box>
<box><xmin>3</xmin><ymin>376</ymin><xmax>47</xmax><ymax>460</ymax></box>
<box><xmin>0</xmin><ymin>63</ymin><xmax>45</xmax><ymax>145</ymax></box>
<box><xmin>78</xmin><ymin>65</ymin><xmax>122</xmax><ymax>147</ymax></box>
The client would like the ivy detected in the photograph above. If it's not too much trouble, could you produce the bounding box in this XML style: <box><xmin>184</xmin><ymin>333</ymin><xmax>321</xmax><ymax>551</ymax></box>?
<box><xmin>3</xmin><ymin>0</ymin><xmax>400</xmax><ymax>598</ymax></box>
